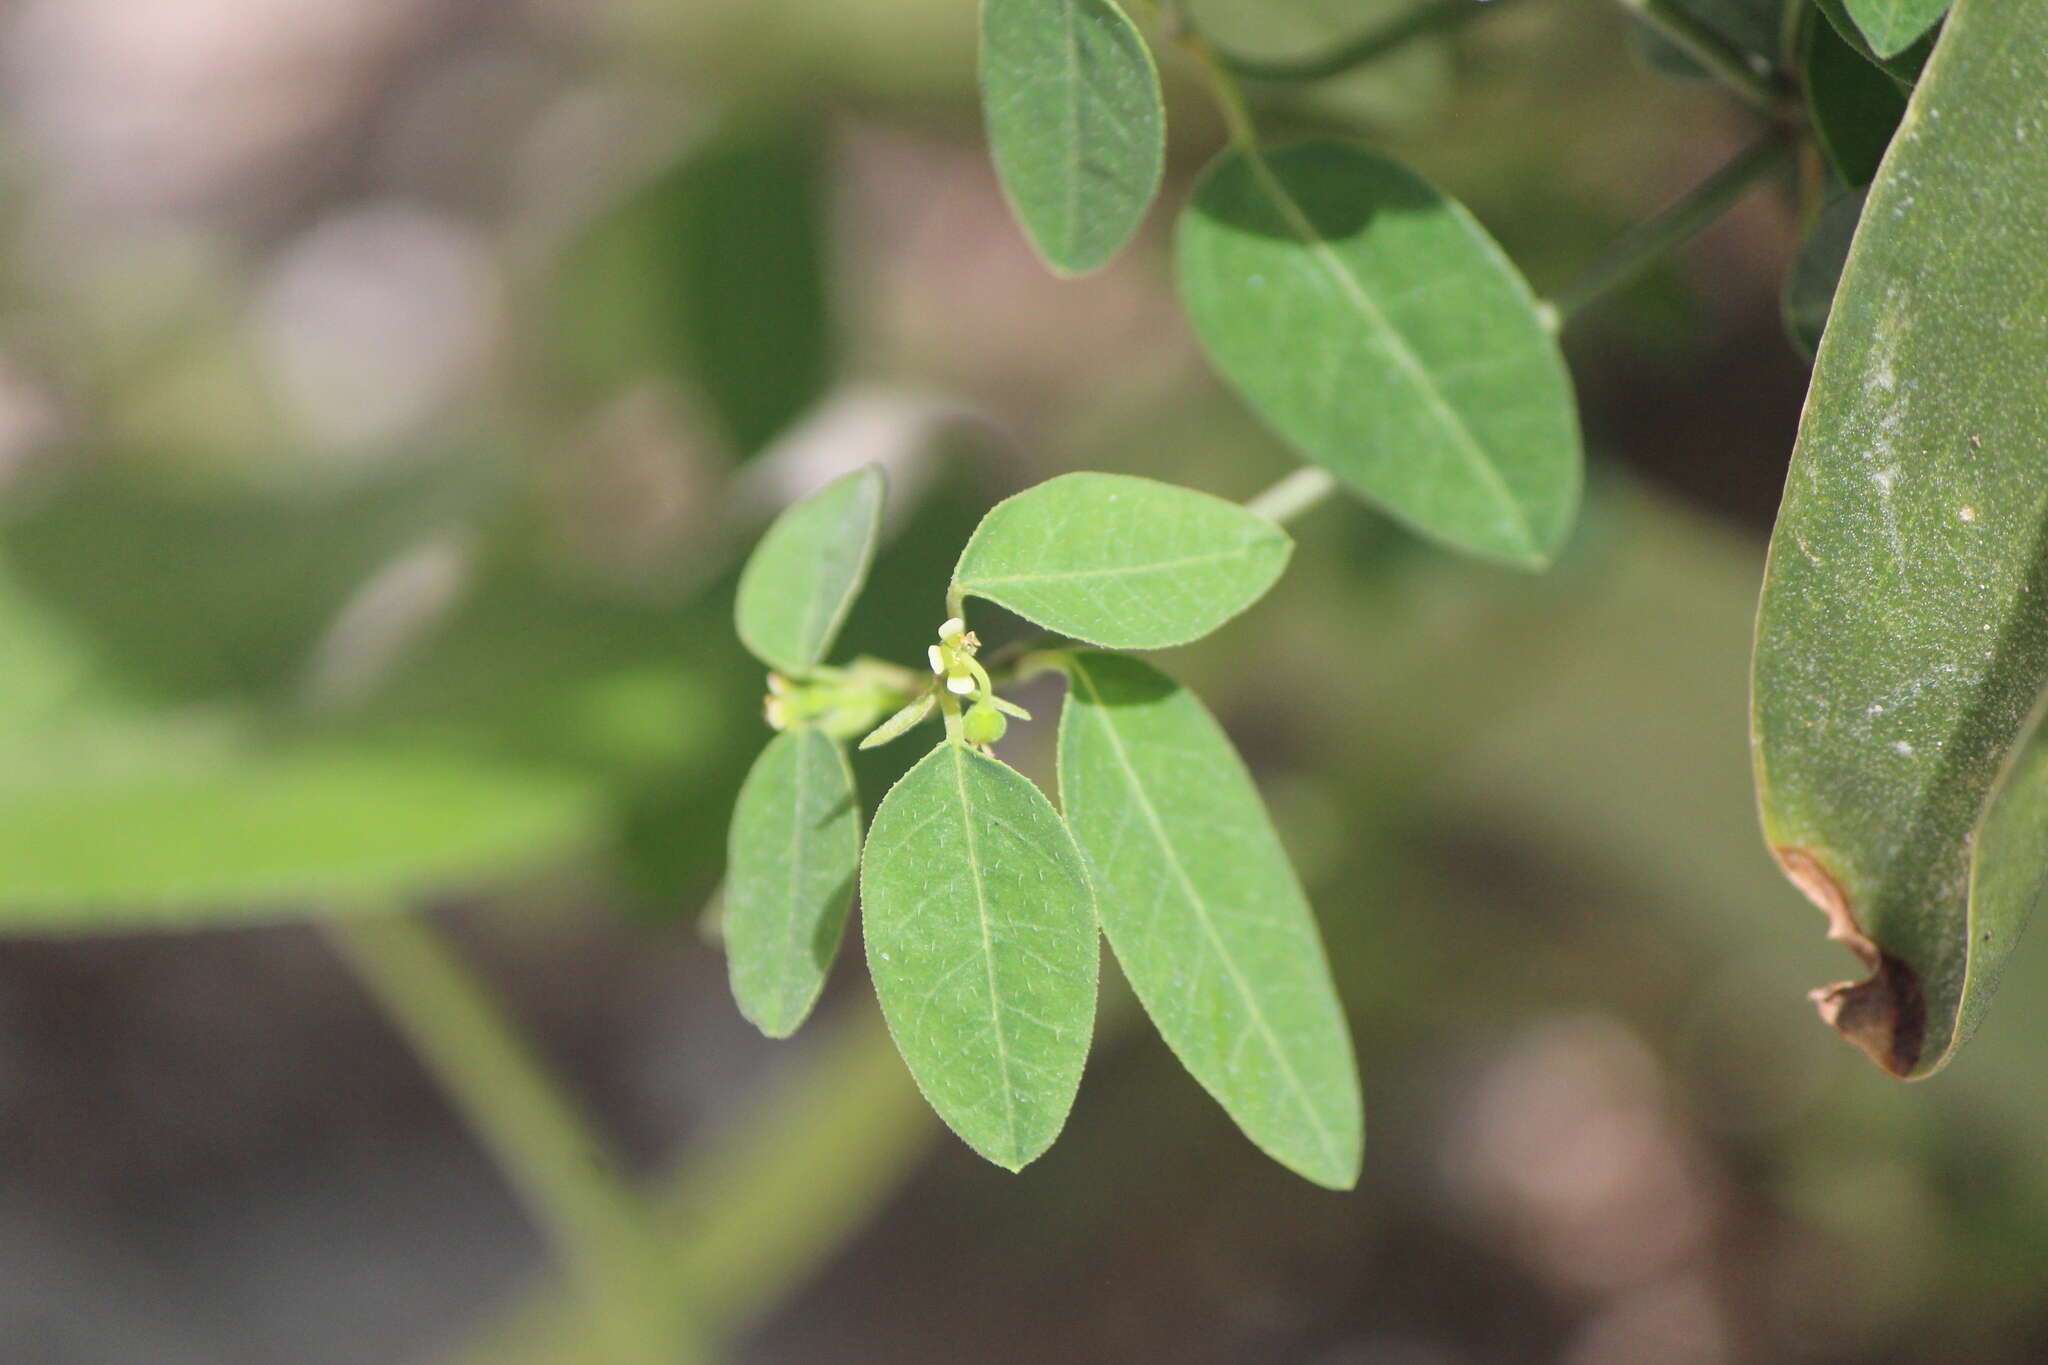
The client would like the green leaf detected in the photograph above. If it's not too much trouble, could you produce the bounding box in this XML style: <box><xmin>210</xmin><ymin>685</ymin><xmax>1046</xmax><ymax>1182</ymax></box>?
<box><xmin>1632</xmin><ymin>0</ymin><xmax>1787</xmax><ymax>80</ymax></box>
<box><xmin>1753</xmin><ymin>0</ymin><xmax>2048</xmax><ymax>1078</ymax></box>
<box><xmin>724</xmin><ymin>729</ymin><xmax>862</xmax><ymax>1038</ymax></box>
<box><xmin>950</xmin><ymin>472</ymin><xmax>1292</xmax><ymax>649</ymax></box>
<box><xmin>550</xmin><ymin>119</ymin><xmax>833</xmax><ymax>456</ymax></box>
<box><xmin>1058</xmin><ymin>653</ymin><xmax>1362</xmax><ymax>1188</ymax></box>
<box><xmin>1803</xmin><ymin>10</ymin><xmax>1909</xmax><ymax>187</ymax></box>
<box><xmin>1780</xmin><ymin>190</ymin><xmax>1865</xmax><ymax>361</ymax></box>
<box><xmin>860</xmin><ymin>741</ymin><xmax>1098</xmax><ymax>1170</ymax></box>
<box><xmin>1844</xmin><ymin>0</ymin><xmax>1948</xmax><ymax>59</ymax></box>
<box><xmin>734</xmin><ymin>466</ymin><xmax>886</xmax><ymax>677</ymax></box>
<box><xmin>980</xmin><ymin>0</ymin><xmax>1165</xmax><ymax>275</ymax></box>
<box><xmin>0</xmin><ymin>737</ymin><xmax>600</xmax><ymax>929</ymax></box>
<box><xmin>859</xmin><ymin>690</ymin><xmax>938</xmax><ymax>750</ymax></box>
<box><xmin>1813</xmin><ymin>0</ymin><xmax>1929</xmax><ymax>83</ymax></box>
<box><xmin>1176</xmin><ymin>141</ymin><xmax>1581</xmax><ymax>568</ymax></box>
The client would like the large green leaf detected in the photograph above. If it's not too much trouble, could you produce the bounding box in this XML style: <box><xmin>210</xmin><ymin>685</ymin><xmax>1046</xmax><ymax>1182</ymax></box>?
<box><xmin>1057</xmin><ymin>652</ymin><xmax>1362</xmax><ymax>1188</ymax></box>
<box><xmin>980</xmin><ymin>0</ymin><xmax>1165</xmax><ymax>275</ymax></box>
<box><xmin>860</xmin><ymin>741</ymin><xmax>1097</xmax><ymax>1170</ymax></box>
<box><xmin>1844</xmin><ymin>0</ymin><xmax>1948</xmax><ymax>59</ymax></box>
<box><xmin>724</xmin><ymin>729</ymin><xmax>862</xmax><ymax>1038</ymax></box>
<box><xmin>951</xmin><ymin>472</ymin><xmax>1292</xmax><ymax>649</ymax></box>
<box><xmin>1176</xmin><ymin>141</ymin><xmax>1581</xmax><ymax>568</ymax></box>
<box><xmin>734</xmin><ymin>466</ymin><xmax>885</xmax><ymax>677</ymax></box>
<box><xmin>0</xmin><ymin>736</ymin><xmax>599</xmax><ymax>929</ymax></box>
<box><xmin>1753</xmin><ymin>0</ymin><xmax>2048</xmax><ymax>1078</ymax></box>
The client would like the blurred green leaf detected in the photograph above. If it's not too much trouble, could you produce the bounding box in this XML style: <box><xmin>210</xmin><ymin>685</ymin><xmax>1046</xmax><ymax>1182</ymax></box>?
<box><xmin>1803</xmin><ymin>10</ymin><xmax>1908</xmax><ymax>187</ymax></box>
<box><xmin>1633</xmin><ymin>0</ymin><xmax>1787</xmax><ymax>79</ymax></box>
<box><xmin>980</xmin><ymin>0</ymin><xmax>1164</xmax><ymax>275</ymax></box>
<box><xmin>1844</xmin><ymin>0</ymin><xmax>1948</xmax><ymax>59</ymax></box>
<box><xmin>1057</xmin><ymin>652</ymin><xmax>1361</xmax><ymax>1188</ymax></box>
<box><xmin>735</xmin><ymin>466</ymin><xmax>885</xmax><ymax>676</ymax></box>
<box><xmin>861</xmin><ymin>742</ymin><xmax>1097</xmax><ymax>1171</ymax></box>
<box><xmin>1814</xmin><ymin>0</ymin><xmax>1931</xmax><ymax>80</ymax></box>
<box><xmin>724</xmin><ymin>728</ymin><xmax>861</xmax><ymax>1038</ymax></box>
<box><xmin>951</xmin><ymin>472</ymin><xmax>1292</xmax><ymax>649</ymax></box>
<box><xmin>1781</xmin><ymin>189</ymin><xmax>1865</xmax><ymax>360</ymax></box>
<box><xmin>552</xmin><ymin>119</ymin><xmax>833</xmax><ymax>455</ymax></box>
<box><xmin>1753</xmin><ymin>0</ymin><xmax>2048</xmax><ymax>1078</ymax></box>
<box><xmin>0</xmin><ymin>733</ymin><xmax>599</xmax><ymax>929</ymax></box>
<box><xmin>1176</xmin><ymin>142</ymin><xmax>1581</xmax><ymax>568</ymax></box>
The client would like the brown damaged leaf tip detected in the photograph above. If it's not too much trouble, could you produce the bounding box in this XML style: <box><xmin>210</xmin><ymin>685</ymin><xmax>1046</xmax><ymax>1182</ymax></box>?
<box><xmin>1774</xmin><ymin>847</ymin><xmax>1926</xmax><ymax>1077</ymax></box>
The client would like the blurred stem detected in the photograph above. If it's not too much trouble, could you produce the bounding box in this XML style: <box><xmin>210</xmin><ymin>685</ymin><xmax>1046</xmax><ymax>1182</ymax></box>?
<box><xmin>326</xmin><ymin>912</ymin><xmax>691</xmax><ymax>1365</ymax></box>
<box><xmin>1544</xmin><ymin>130</ymin><xmax>1797</xmax><ymax>326</ymax></box>
<box><xmin>457</xmin><ymin>1002</ymin><xmax>932</xmax><ymax>1365</ymax></box>
<box><xmin>1246</xmin><ymin>467</ymin><xmax>1340</xmax><ymax>526</ymax></box>
<box><xmin>1215</xmin><ymin>0</ymin><xmax>1522</xmax><ymax>83</ymax></box>
<box><xmin>1613</xmin><ymin>0</ymin><xmax>1788</xmax><ymax>111</ymax></box>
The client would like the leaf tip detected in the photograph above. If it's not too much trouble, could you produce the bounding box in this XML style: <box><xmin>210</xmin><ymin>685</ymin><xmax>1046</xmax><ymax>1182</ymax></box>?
<box><xmin>1774</xmin><ymin>846</ymin><xmax>1928</xmax><ymax>1078</ymax></box>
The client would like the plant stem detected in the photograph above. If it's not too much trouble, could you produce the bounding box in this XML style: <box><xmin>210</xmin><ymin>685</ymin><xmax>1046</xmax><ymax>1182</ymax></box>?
<box><xmin>1612</xmin><ymin>0</ymin><xmax>1788</xmax><ymax>112</ymax></box>
<box><xmin>1216</xmin><ymin>0</ymin><xmax>1522</xmax><ymax>83</ymax></box>
<box><xmin>1245</xmin><ymin>466</ymin><xmax>1340</xmax><ymax>525</ymax></box>
<box><xmin>325</xmin><ymin>912</ymin><xmax>689</xmax><ymax>1365</ymax></box>
<box><xmin>1543</xmin><ymin>130</ymin><xmax>1796</xmax><ymax>326</ymax></box>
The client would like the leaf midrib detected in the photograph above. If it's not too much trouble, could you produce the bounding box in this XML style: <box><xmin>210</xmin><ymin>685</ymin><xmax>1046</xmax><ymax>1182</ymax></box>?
<box><xmin>1068</xmin><ymin>658</ymin><xmax>1340</xmax><ymax>1173</ymax></box>
<box><xmin>963</xmin><ymin>543</ymin><xmax>1269</xmax><ymax>588</ymax></box>
<box><xmin>952</xmin><ymin>744</ymin><xmax>1023</xmax><ymax>1160</ymax></box>
<box><xmin>1237</xmin><ymin>149</ymin><xmax>1537</xmax><ymax>556</ymax></box>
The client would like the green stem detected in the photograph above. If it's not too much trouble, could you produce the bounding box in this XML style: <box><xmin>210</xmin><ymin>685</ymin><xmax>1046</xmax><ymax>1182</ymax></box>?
<box><xmin>1543</xmin><ymin>130</ymin><xmax>1796</xmax><ymax>326</ymax></box>
<box><xmin>1245</xmin><ymin>466</ymin><xmax>1340</xmax><ymax>525</ymax></box>
<box><xmin>1613</xmin><ymin>0</ymin><xmax>1789</xmax><ymax>112</ymax></box>
<box><xmin>1216</xmin><ymin>0</ymin><xmax>1522</xmax><ymax>83</ymax></box>
<box><xmin>325</xmin><ymin>912</ymin><xmax>689</xmax><ymax>1365</ymax></box>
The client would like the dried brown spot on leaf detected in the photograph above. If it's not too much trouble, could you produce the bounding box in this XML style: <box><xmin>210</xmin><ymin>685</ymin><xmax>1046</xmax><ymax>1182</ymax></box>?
<box><xmin>1775</xmin><ymin>847</ymin><xmax>1927</xmax><ymax>1077</ymax></box>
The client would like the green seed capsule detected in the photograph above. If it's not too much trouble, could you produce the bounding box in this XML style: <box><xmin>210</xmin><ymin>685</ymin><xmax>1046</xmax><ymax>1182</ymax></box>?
<box><xmin>962</xmin><ymin>701</ymin><xmax>1008</xmax><ymax>746</ymax></box>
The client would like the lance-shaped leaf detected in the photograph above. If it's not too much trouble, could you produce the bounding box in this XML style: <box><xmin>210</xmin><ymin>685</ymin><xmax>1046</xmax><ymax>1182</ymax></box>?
<box><xmin>734</xmin><ymin>466</ymin><xmax>885</xmax><ymax>677</ymax></box>
<box><xmin>1844</xmin><ymin>0</ymin><xmax>1948</xmax><ymax>60</ymax></box>
<box><xmin>724</xmin><ymin>728</ymin><xmax>862</xmax><ymax>1038</ymax></box>
<box><xmin>861</xmin><ymin>741</ymin><xmax>1097</xmax><ymax>1170</ymax></box>
<box><xmin>1176</xmin><ymin>141</ymin><xmax>1581</xmax><ymax>569</ymax></box>
<box><xmin>1753</xmin><ymin>0</ymin><xmax>2048</xmax><ymax>1078</ymax></box>
<box><xmin>1057</xmin><ymin>652</ymin><xmax>1361</xmax><ymax>1188</ymax></box>
<box><xmin>980</xmin><ymin>0</ymin><xmax>1164</xmax><ymax>276</ymax></box>
<box><xmin>951</xmin><ymin>472</ymin><xmax>1292</xmax><ymax>649</ymax></box>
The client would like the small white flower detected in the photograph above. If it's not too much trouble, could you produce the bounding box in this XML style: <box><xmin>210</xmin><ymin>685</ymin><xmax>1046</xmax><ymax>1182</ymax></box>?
<box><xmin>947</xmin><ymin>674</ymin><xmax>976</xmax><ymax>695</ymax></box>
<box><xmin>939</xmin><ymin>616</ymin><xmax>966</xmax><ymax>640</ymax></box>
<box><xmin>928</xmin><ymin>644</ymin><xmax>946</xmax><ymax>674</ymax></box>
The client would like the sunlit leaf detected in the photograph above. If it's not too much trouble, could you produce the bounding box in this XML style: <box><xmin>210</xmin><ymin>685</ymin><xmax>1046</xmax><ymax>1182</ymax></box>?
<box><xmin>1176</xmin><ymin>141</ymin><xmax>1581</xmax><ymax>568</ymax></box>
<box><xmin>1753</xmin><ymin>0</ymin><xmax>2048</xmax><ymax>1077</ymax></box>
<box><xmin>725</xmin><ymin>728</ymin><xmax>862</xmax><ymax>1038</ymax></box>
<box><xmin>951</xmin><ymin>472</ymin><xmax>1292</xmax><ymax>649</ymax></box>
<box><xmin>981</xmin><ymin>0</ymin><xmax>1165</xmax><ymax>275</ymax></box>
<box><xmin>1058</xmin><ymin>652</ymin><xmax>1362</xmax><ymax>1188</ymax></box>
<box><xmin>861</xmin><ymin>741</ymin><xmax>1097</xmax><ymax>1170</ymax></box>
<box><xmin>1844</xmin><ymin>0</ymin><xmax>1948</xmax><ymax>60</ymax></box>
<box><xmin>735</xmin><ymin>466</ymin><xmax>886</xmax><ymax>677</ymax></box>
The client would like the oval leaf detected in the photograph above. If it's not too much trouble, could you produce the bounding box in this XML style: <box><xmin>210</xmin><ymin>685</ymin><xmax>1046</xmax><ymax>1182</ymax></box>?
<box><xmin>1753</xmin><ymin>0</ymin><xmax>2048</xmax><ymax>1078</ymax></box>
<box><xmin>861</xmin><ymin>741</ymin><xmax>1098</xmax><ymax>1170</ymax></box>
<box><xmin>1057</xmin><ymin>652</ymin><xmax>1361</xmax><ymax>1188</ymax></box>
<box><xmin>951</xmin><ymin>472</ymin><xmax>1292</xmax><ymax>649</ymax></box>
<box><xmin>1845</xmin><ymin>0</ymin><xmax>1948</xmax><ymax>59</ymax></box>
<box><xmin>734</xmin><ymin>466</ymin><xmax>885</xmax><ymax>677</ymax></box>
<box><xmin>725</xmin><ymin>729</ymin><xmax>862</xmax><ymax>1038</ymax></box>
<box><xmin>1814</xmin><ymin>0</ymin><xmax>1929</xmax><ymax>83</ymax></box>
<box><xmin>981</xmin><ymin>0</ymin><xmax>1165</xmax><ymax>275</ymax></box>
<box><xmin>1176</xmin><ymin>141</ymin><xmax>1582</xmax><ymax>568</ymax></box>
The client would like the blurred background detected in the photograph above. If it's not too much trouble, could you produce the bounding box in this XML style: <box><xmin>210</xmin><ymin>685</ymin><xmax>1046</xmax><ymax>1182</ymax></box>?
<box><xmin>1</xmin><ymin>0</ymin><xmax>2044</xmax><ymax>1362</ymax></box>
